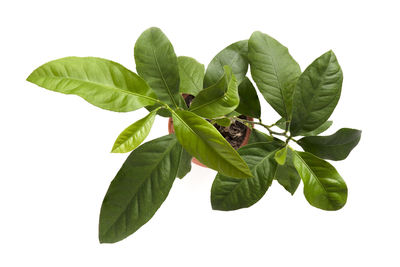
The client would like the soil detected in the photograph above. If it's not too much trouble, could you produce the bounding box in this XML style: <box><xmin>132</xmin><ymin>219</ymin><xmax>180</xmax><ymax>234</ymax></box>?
<box><xmin>184</xmin><ymin>94</ymin><xmax>248</xmax><ymax>150</ymax></box>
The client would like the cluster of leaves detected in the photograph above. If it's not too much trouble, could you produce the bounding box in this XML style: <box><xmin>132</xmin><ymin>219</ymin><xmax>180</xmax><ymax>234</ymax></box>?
<box><xmin>27</xmin><ymin>27</ymin><xmax>361</xmax><ymax>244</ymax></box>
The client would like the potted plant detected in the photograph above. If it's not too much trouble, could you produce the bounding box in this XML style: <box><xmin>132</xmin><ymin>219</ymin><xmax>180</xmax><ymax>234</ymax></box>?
<box><xmin>26</xmin><ymin>27</ymin><xmax>361</xmax><ymax>244</ymax></box>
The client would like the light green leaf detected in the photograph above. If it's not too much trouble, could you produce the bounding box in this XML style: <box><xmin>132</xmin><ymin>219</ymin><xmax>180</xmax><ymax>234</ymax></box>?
<box><xmin>290</xmin><ymin>51</ymin><xmax>343</xmax><ymax>136</ymax></box>
<box><xmin>274</xmin><ymin>149</ymin><xmax>301</xmax><ymax>195</ymax></box>
<box><xmin>235</xmin><ymin>77</ymin><xmax>261</xmax><ymax>118</ymax></box>
<box><xmin>27</xmin><ymin>57</ymin><xmax>157</xmax><ymax>112</ymax></box>
<box><xmin>99</xmin><ymin>134</ymin><xmax>181</xmax><ymax>243</ymax></box>
<box><xmin>292</xmin><ymin>151</ymin><xmax>347</xmax><ymax>210</ymax></box>
<box><xmin>204</xmin><ymin>40</ymin><xmax>248</xmax><ymax>88</ymax></box>
<box><xmin>299</xmin><ymin>121</ymin><xmax>333</xmax><ymax>137</ymax></box>
<box><xmin>178</xmin><ymin>56</ymin><xmax>204</xmax><ymax>96</ymax></box>
<box><xmin>134</xmin><ymin>27</ymin><xmax>185</xmax><ymax>109</ymax></box>
<box><xmin>111</xmin><ymin>109</ymin><xmax>158</xmax><ymax>153</ymax></box>
<box><xmin>214</xmin><ymin>118</ymin><xmax>232</xmax><ymax>127</ymax></box>
<box><xmin>298</xmin><ymin>128</ymin><xmax>361</xmax><ymax>161</ymax></box>
<box><xmin>274</xmin><ymin>146</ymin><xmax>287</xmax><ymax>165</ymax></box>
<box><xmin>248</xmin><ymin>31</ymin><xmax>301</xmax><ymax>120</ymax></box>
<box><xmin>211</xmin><ymin>141</ymin><xmax>281</xmax><ymax>211</ymax></box>
<box><xmin>177</xmin><ymin>147</ymin><xmax>192</xmax><ymax>179</ymax></box>
<box><xmin>189</xmin><ymin>66</ymin><xmax>239</xmax><ymax>118</ymax></box>
<box><xmin>171</xmin><ymin>110</ymin><xmax>252</xmax><ymax>178</ymax></box>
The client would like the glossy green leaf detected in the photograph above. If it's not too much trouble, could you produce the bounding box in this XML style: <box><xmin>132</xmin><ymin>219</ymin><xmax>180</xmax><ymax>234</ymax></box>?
<box><xmin>177</xmin><ymin>147</ymin><xmax>192</xmax><ymax>179</ymax></box>
<box><xmin>235</xmin><ymin>77</ymin><xmax>261</xmax><ymax>118</ymax></box>
<box><xmin>274</xmin><ymin>149</ymin><xmax>301</xmax><ymax>195</ymax></box>
<box><xmin>111</xmin><ymin>109</ymin><xmax>158</xmax><ymax>153</ymax></box>
<box><xmin>211</xmin><ymin>141</ymin><xmax>282</xmax><ymax>211</ymax></box>
<box><xmin>298</xmin><ymin>128</ymin><xmax>361</xmax><ymax>161</ymax></box>
<box><xmin>189</xmin><ymin>66</ymin><xmax>239</xmax><ymax>118</ymax></box>
<box><xmin>248</xmin><ymin>128</ymin><xmax>273</xmax><ymax>143</ymax></box>
<box><xmin>290</xmin><ymin>51</ymin><xmax>343</xmax><ymax>136</ymax></box>
<box><xmin>214</xmin><ymin>118</ymin><xmax>231</xmax><ymax>127</ymax></box>
<box><xmin>292</xmin><ymin>151</ymin><xmax>347</xmax><ymax>210</ymax></box>
<box><xmin>204</xmin><ymin>40</ymin><xmax>248</xmax><ymax>88</ymax></box>
<box><xmin>299</xmin><ymin>121</ymin><xmax>333</xmax><ymax>137</ymax></box>
<box><xmin>27</xmin><ymin>57</ymin><xmax>158</xmax><ymax>112</ymax></box>
<box><xmin>134</xmin><ymin>27</ymin><xmax>185</xmax><ymax>109</ymax></box>
<box><xmin>274</xmin><ymin>146</ymin><xmax>287</xmax><ymax>165</ymax></box>
<box><xmin>178</xmin><ymin>56</ymin><xmax>204</xmax><ymax>96</ymax></box>
<box><xmin>248</xmin><ymin>31</ymin><xmax>301</xmax><ymax>120</ymax></box>
<box><xmin>99</xmin><ymin>134</ymin><xmax>181</xmax><ymax>243</ymax></box>
<box><xmin>171</xmin><ymin>110</ymin><xmax>252</xmax><ymax>178</ymax></box>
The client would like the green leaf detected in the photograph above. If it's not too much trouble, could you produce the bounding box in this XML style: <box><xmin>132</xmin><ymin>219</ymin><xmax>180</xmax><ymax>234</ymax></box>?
<box><xmin>99</xmin><ymin>134</ymin><xmax>181</xmax><ymax>243</ymax></box>
<box><xmin>235</xmin><ymin>77</ymin><xmax>261</xmax><ymax>118</ymax></box>
<box><xmin>178</xmin><ymin>56</ymin><xmax>204</xmax><ymax>96</ymax></box>
<box><xmin>298</xmin><ymin>128</ymin><xmax>361</xmax><ymax>161</ymax></box>
<box><xmin>211</xmin><ymin>141</ymin><xmax>281</xmax><ymax>211</ymax></box>
<box><xmin>275</xmin><ymin>118</ymin><xmax>287</xmax><ymax>130</ymax></box>
<box><xmin>214</xmin><ymin>118</ymin><xmax>232</xmax><ymax>127</ymax></box>
<box><xmin>171</xmin><ymin>110</ymin><xmax>252</xmax><ymax>178</ymax></box>
<box><xmin>134</xmin><ymin>27</ymin><xmax>185</xmax><ymax>109</ymax></box>
<box><xmin>290</xmin><ymin>51</ymin><xmax>343</xmax><ymax>136</ymax></box>
<box><xmin>189</xmin><ymin>66</ymin><xmax>239</xmax><ymax>118</ymax></box>
<box><xmin>274</xmin><ymin>146</ymin><xmax>287</xmax><ymax>165</ymax></box>
<box><xmin>299</xmin><ymin>121</ymin><xmax>333</xmax><ymax>137</ymax></box>
<box><xmin>248</xmin><ymin>31</ymin><xmax>301</xmax><ymax>120</ymax></box>
<box><xmin>27</xmin><ymin>57</ymin><xmax>158</xmax><ymax>112</ymax></box>
<box><xmin>204</xmin><ymin>40</ymin><xmax>248</xmax><ymax>88</ymax></box>
<box><xmin>177</xmin><ymin>147</ymin><xmax>192</xmax><ymax>179</ymax></box>
<box><xmin>274</xmin><ymin>149</ymin><xmax>301</xmax><ymax>195</ymax></box>
<box><xmin>248</xmin><ymin>128</ymin><xmax>273</xmax><ymax>143</ymax></box>
<box><xmin>111</xmin><ymin>109</ymin><xmax>158</xmax><ymax>153</ymax></box>
<box><xmin>292</xmin><ymin>151</ymin><xmax>347</xmax><ymax>210</ymax></box>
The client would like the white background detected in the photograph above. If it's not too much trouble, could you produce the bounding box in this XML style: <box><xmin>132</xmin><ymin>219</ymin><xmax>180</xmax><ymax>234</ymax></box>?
<box><xmin>1</xmin><ymin>0</ymin><xmax>399</xmax><ymax>266</ymax></box>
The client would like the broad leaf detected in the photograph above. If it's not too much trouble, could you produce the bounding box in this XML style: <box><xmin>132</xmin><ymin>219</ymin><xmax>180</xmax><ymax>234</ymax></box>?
<box><xmin>189</xmin><ymin>66</ymin><xmax>239</xmax><ymax>118</ymax></box>
<box><xmin>211</xmin><ymin>141</ymin><xmax>281</xmax><ymax>211</ymax></box>
<box><xmin>248</xmin><ymin>128</ymin><xmax>273</xmax><ymax>143</ymax></box>
<box><xmin>235</xmin><ymin>77</ymin><xmax>261</xmax><ymax>118</ymax></box>
<box><xmin>290</xmin><ymin>51</ymin><xmax>343</xmax><ymax>136</ymax></box>
<box><xmin>248</xmin><ymin>31</ymin><xmax>301</xmax><ymax>120</ymax></box>
<box><xmin>99</xmin><ymin>134</ymin><xmax>181</xmax><ymax>243</ymax></box>
<box><xmin>292</xmin><ymin>151</ymin><xmax>347</xmax><ymax>210</ymax></box>
<box><xmin>171</xmin><ymin>110</ymin><xmax>252</xmax><ymax>178</ymax></box>
<box><xmin>275</xmin><ymin>146</ymin><xmax>287</xmax><ymax>165</ymax></box>
<box><xmin>177</xmin><ymin>147</ymin><xmax>192</xmax><ymax>179</ymax></box>
<box><xmin>178</xmin><ymin>56</ymin><xmax>204</xmax><ymax>96</ymax></box>
<box><xmin>134</xmin><ymin>27</ymin><xmax>185</xmax><ymax>109</ymax></box>
<box><xmin>204</xmin><ymin>40</ymin><xmax>248</xmax><ymax>88</ymax></box>
<box><xmin>299</xmin><ymin>121</ymin><xmax>333</xmax><ymax>137</ymax></box>
<box><xmin>298</xmin><ymin>128</ymin><xmax>361</xmax><ymax>161</ymax></box>
<box><xmin>274</xmin><ymin>149</ymin><xmax>301</xmax><ymax>195</ymax></box>
<box><xmin>27</xmin><ymin>57</ymin><xmax>157</xmax><ymax>112</ymax></box>
<box><xmin>111</xmin><ymin>109</ymin><xmax>158</xmax><ymax>153</ymax></box>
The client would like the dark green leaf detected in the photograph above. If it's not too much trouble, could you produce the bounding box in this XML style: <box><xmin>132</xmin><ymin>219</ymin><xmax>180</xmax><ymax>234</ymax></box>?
<box><xmin>171</xmin><ymin>110</ymin><xmax>252</xmax><ymax>178</ymax></box>
<box><xmin>177</xmin><ymin>147</ymin><xmax>192</xmax><ymax>179</ymax></box>
<box><xmin>274</xmin><ymin>149</ymin><xmax>301</xmax><ymax>195</ymax></box>
<box><xmin>211</xmin><ymin>141</ymin><xmax>281</xmax><ymax>211</ymax></box>
<box><xmin>178</xmin><ymin>56</ymin><xmax>204</xmax><ymax>96</ymax></box>
<box><xmin>290</xmin><ymin>51</ymin><xmax>343</xmax><ymax>136</ymax></box>
<box><xmin>292</xmin><ymin>151</ymin><xmax>347</xmax><ymax>210</ymax></box>
<box><xmin>248</xmin><ymin>31</ymin><xmax>301</xmax><ymax>120</ymax></box>
<box><xmin>298</xmin><ymin>128</ymin><xmax>361</xmax><ymax>161</ymax></box>
<box><xmin>99</xmin><ymin>134</ymin><xmax>181</xmax><ymax>243</ymax></box>
<box><xmin>299</xmin><ymin>121</ymin><xmax>333</xmax><ymax>137</ymax></box>
<box><xmin>204</xmin><ymin>40</ymin><xmax>248</xmax><ymax>88</ymax></box>
<box><xmin>134</xmin><ymin>27</ymin><xmax>185</xmax><ymax>109</ymax></box>
<box><xmin>235</xmin><ymin>77</ymin><xmax>261</xmax><ymax>118</ymax></box>
<box><xmin>189</xmin><ymin>66</ymin><xmax>239</xmax><ymax>118</ymax></box>
<box><xmin>248</xmin><ymin>128</ymin><xmax>273</xmax><ymax>143</ymax></box>
<box><xmin>27</xmin><ymin>57</ymin><xmax>158</xmax><ymax>112</ymax></box>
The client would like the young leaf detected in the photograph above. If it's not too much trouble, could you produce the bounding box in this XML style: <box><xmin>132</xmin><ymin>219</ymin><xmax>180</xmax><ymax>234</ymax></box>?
<box><xmin>178</xmin><ymin>56</ymin><xmax>204</xmax><ymax>96</ymax></box>
<box><xmin>27</xmin><ymin>57</ymin><xmax>158</xmax><ymax>112</ymax></box>
<box><xmin>99</xmin><ymin>134</ymin><xmax>181</xmax><ymax>243</ymax></box>
<box><xmin>274</xmin><ymin>146</ymin><xmax>287</xmax><ymax>165</ymax></box>
<box><xmin>299</xmin><ymin>121</ymin><xmax>333</xmax><ymax>137</ymax></box>
<box><xmin>111</xmin><ymin>109</ymin><xmax>158</xmax><ymax>153</ymax></box>
<box><xmin>214</xmin><ymin>118</ymin><xmax>232</xmax><ymax>127</ymax></box>
<box><xmin>189</xmin><ymin>66</ymin><xmax>239</xmax><ymax>118</ymax></box>
<box><xmin>177</xmin><ymin>147</ymin><xmax>192</xmax><ymax>179</ymax></box>
<box><xmin>248</xmin><ymin>31</ymin><xmax>301</xmax><ymax>120</ymax></box>
<box><xmin>171</xmin><ymin>110</ymin><xmax>252</xmax><ymax>178</ymax></box>
<box><xmin>134</xmin><ymin>27</ymin><xmax>185</xmax><ymax>109</ymax></box>
<box><xmin>211</xmin><ymin>141</ymin><xmax>281</xmax><ymax>211</ymax></box>
<box><xmin>274</xmin><ymin>149</ymin><xmax>301</xmax><ymax>195</ymax></box>
<box><xmin>298</xmin><ymin>128</ymin><xmax>361</xmax><ymax>161</ymax></box>
<box><xmin>204</xmin><ymin>40</ymin><xmax>248</xmax><ymax>88</ymax></box>
<box><xmin>292</xmin><ymin>151</ymin><xmax>347</xmax><ymax>210</ymax></box>
<box><xmin>235</xmin><ymin>77</ymin><xmax>261</xmax><ymax>118</ymax></box>
<box><xmin>290</xmin><ymin>51</ymin><xmax>343</xmax><ymax>136</ymax></box>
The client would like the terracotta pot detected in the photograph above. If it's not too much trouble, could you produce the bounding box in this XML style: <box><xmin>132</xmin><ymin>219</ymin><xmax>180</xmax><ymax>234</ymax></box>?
<box><xmin>168</xmin><ymin>116</ymin><xmax>253</xmax><ymax>168</ymax></box>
